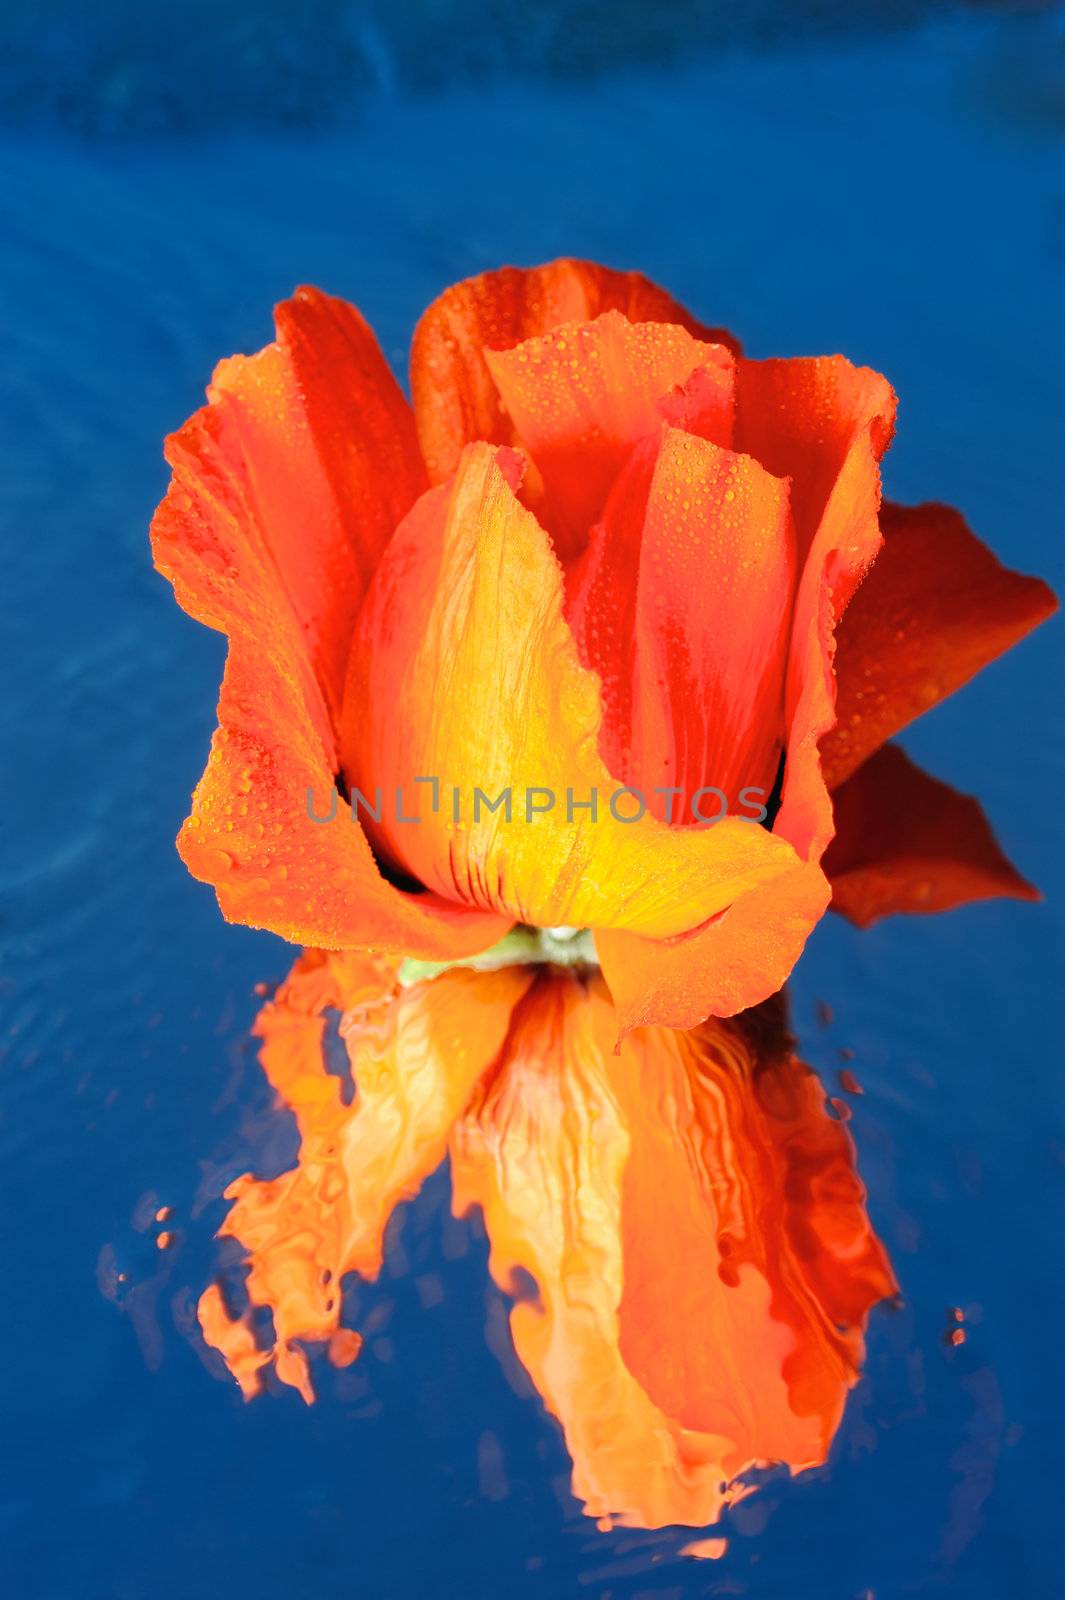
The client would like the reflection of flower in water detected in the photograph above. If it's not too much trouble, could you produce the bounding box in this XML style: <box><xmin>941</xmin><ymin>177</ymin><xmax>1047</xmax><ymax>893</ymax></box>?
<box><xmin>199</xmin><ymin>951</ymin><xmax>896</xmax><ymax>1530</ymax></box>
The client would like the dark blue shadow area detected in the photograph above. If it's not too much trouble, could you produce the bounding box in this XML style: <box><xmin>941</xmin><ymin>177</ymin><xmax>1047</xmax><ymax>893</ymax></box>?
<box><xmin>1</xmin><ymin>8</ymin><xmax>1063</xmax><ymax>1598</ymax></box>
<box><xmin>0</xmin><ymin>0</ymin><xmax>1015</xmax><ymax>136</ymax></box>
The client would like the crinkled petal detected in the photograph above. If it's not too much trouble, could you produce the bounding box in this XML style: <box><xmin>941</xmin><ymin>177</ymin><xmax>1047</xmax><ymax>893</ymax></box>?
<box><xmin>411</xmin><ymin>256</ymin><xmax>740</xmax><ymax>485</ymax></box>
<box><xmin>450</xmin><ymin>972</ymin><xmax>895</xmax><ymax>1529</ymax></box>
<box><xmin>198</xmin><ymin>950</ymin><xmax>534</xmax><ymax>1398</ymax></box>
<box><xmin>341</xmin><ymin>442</ymin><xmax>800</xmax><ymax>940</ymax></box>
<box><xmin>152</xmin><ymin>286</ymin><xmax>506</xmax><ymax>956</ymax></box>
<box><xmin>821</xmin><ymin>502</ymin><xmax>1058</xmax><ymax>789</ymax></box>
<box><xmin>823</xmin><ymin>743</ymin><xmax>1039</xmax><ymax>927</ymax></box>
<box><xmin>484</xmin><ymin>313</ymin><xmax>734</xmax><ymax>556</ymax></box>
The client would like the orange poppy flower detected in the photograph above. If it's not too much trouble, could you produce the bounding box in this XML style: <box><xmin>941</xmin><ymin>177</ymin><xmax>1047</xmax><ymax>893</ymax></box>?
<box><xmin>199</xmin><ymin>953</ymin><xmax>897</xmax><ymax>1530</ymax></box>
<box><xmin>151</xmin><ymin>259</ymin><xmax>1055</xmax><ymax>1031</ymax></box>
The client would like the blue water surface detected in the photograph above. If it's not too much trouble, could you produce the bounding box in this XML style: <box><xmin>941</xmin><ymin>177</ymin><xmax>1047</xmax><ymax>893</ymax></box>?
<box><xmin>1</xmin><ymin>9</ymin><xmax>1063</xmax><ymax>1598</ymax></box>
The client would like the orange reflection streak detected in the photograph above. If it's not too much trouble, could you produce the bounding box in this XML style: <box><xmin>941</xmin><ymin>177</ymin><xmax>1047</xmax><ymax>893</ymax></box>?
<box><xmin>197</xmin><ymin>950</ymin><xmax>534</xmax><ymax>1398</ymax></box>
<box><xmin>199</xmin><ymin>956</ymin><xmax>896</xmax><ymax>1531</ymax></box>
<box><xmin>452</xmin><ymin>972</ymin><xmax>897</xmax><ymax>1527</ymax></box>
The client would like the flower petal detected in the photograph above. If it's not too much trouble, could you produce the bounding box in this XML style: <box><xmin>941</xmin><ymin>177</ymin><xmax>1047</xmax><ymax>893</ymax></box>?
<box><xmin>597</xmin><ymin>859</ymin><xmax>832</xmax><ymax>1031</ymax></box>
<box><xmin>152</xmin><ymin>287</ymin><xmax>506</xmax><ymax>955</ymax></box>
<box><xmin>198</xmin><ymin>950</ymin><xmax>534</xmax><ymax>1398</ymax></box>
<box><xmin>568</xmin><ymin>425</ymin><xmax>796</xmax><ymax>814</ymax></box>
<box><xmin>821</xmin><ymin>502</ymin><xmax>1058</xmax><ymax>790</ymax></box>
<box><xmin>823</xmin><ymin>742</ymin><xmax>1039</xmax><ymax>927</ymax></box>
<box><xmin>411</xmin><ymin>257</ymin><xmax>740</xmax><ymax>485</ymax></box>
<box><xmin>341</xmin><ymin>442</ymin><xmax>800</xmax><ymax>939</ymax></box>
<box><xmin>768</xmin><ymin>358</ymin><xmax>899</xmax><ymax>863</ymax></box>
<box><xmin>735</xmin><ymin>355</ymin><xmax>896</xmax><ymax>571</ymax></box>
<box><xmin>598</xmin><ymin>361</ymin><xmax>896</xmax><ymax>1031</ymax></box>
<box><xmin>450</xmin><ymin>971</ymin><xmax>895</xmax><ymax>1528</ymax></box>
<box><xmin>156</xmin><ymin>285</ymin><xmax>426</xmax><ymax>719</ymax></box>
<box><xmin>484</xmin><ymin>313</ymin><xmax>735</xmax><ymax>556</ymax></box>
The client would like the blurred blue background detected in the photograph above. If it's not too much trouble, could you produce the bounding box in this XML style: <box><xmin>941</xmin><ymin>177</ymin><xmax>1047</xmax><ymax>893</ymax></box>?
<box><xmin>1</xmin><ymin>3</ymin><xmax>1063</xmax><ymax>1596</ymax></box>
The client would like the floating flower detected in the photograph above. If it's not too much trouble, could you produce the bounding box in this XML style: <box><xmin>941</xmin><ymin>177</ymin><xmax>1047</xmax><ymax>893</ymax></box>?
<box><xmin>199</xmin><ymin>955</ymin><xmax>897</xmax><ymax>1530</ymax></box>
<box><xmin>152</xmin><ymin>259</ymin><xmax>1055</xmax><ymax>1030</ymax></box>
